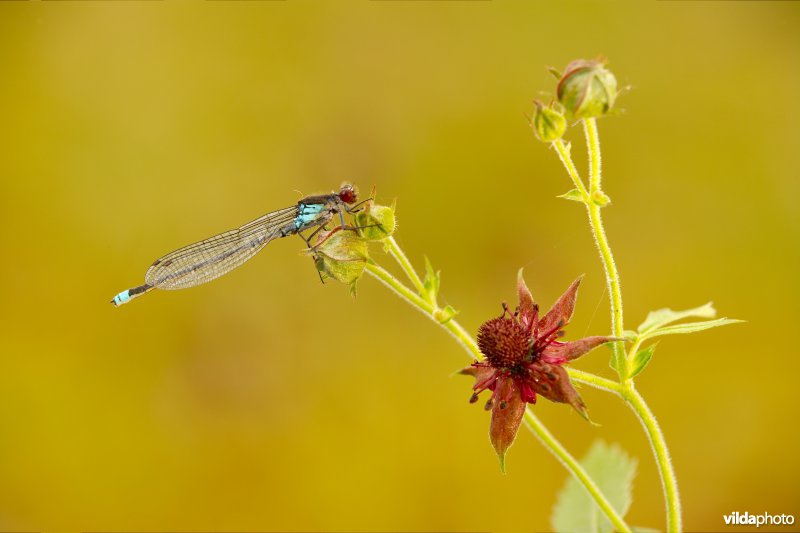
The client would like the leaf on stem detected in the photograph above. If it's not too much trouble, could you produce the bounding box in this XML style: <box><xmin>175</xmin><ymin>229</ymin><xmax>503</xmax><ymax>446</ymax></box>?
<box><xmin>637</xmin><ymin>302</ymin><xmax>716</xmax><ymax>334</ymax></box>
<box><xmin>434</xmin><ymin>304</ymin><xmax>458</xmax><ymax>324</ymax></box>
<box><xmin>635</xmin><ymin>302</ymin><xmax>743</xmax><ymax>342</ymax></box>
<box><xmin>422</xmin><ymin>255</ymin><xmax>441</xmax><ymax>304</ymax></box>
<box><xmin>558</xmin><ymin>188</ymin><xmax>585</xmax><ymax>202</ymax></box>
<box><xmin>591</xmin><ymin>190</ymin><xmax>611</xmax><ymax>207</ymax></box>
<box><xmin>629</xmin><ymin>343</ymin><xmax>657</xmax><ymax>379</ymax></box>
<box><xmin>552</xmin><ymin>440</ymin><xmax>637</xmax><ymax>533</ymax></box>
<box><xmin>641</xmin><ymin>318</ymin><xmax>744</xmax><ymax>341</ymax></box>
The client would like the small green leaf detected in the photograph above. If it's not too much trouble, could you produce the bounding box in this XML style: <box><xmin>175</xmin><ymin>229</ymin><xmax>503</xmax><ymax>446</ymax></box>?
<box><xmin>552</xmin><ymin>440</ymin><xmax>637</xmax><ymax>533</ymax></box>
<box><xmin>348</xmin><ymin>280</ymin><xmax>359</xmax><ymax>298</ymax></box>
<box><xmin>623</xmin><ymin>330</ymin><xmax>638</xmax><ymax>341</ymax></box>
<box><xmin>422</xmin><ymin>256</ymin><xmax>440</xmax><ymax>304</ymax></box>
<box><xmin>641</xmin><ymin>318</ymin><xmax>744</xmax><ymax>341</ymax></box>
<box><xmin>434</xmin><ymin>305</ymin><xmax>458</xmax><ymax>324</ymax></box>
<box><xmin>638</xmin><ymin>302</ymin><xmax>716</xmax><ymax>334</ymax></box>
<box><xmin>630</xmin><ymin>343</ymin><xmax>657</xmax><ymax>379</ymax></box>
<box><xmin>591</xmin><ymin>190</ymin><xmax>611</xmax><ymax>207</ymax></box>
<box><xmin>558</xmin><ymin>188</ymin><xmax>585</xmax><ymax>202</ymax></box>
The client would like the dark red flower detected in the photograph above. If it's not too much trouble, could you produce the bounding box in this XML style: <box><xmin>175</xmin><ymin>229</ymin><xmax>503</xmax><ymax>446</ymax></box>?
<box><xmin>461</xmin><ymin>271</ymin><xmax>619</xmax><ymax>469</ymax></box>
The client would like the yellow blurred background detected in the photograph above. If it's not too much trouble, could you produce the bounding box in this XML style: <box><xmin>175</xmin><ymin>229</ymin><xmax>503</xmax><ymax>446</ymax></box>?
<box><xmin>1</xmin><ymin>1</ymin><xmax>798</xmax><ymax>532</ymax></box>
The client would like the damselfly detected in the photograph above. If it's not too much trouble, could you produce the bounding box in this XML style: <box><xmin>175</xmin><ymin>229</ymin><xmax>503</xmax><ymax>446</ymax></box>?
<box><xmin>111</xmin><ymin>184</ymin><xmax>361</xmax><ymax>306</ymax></box>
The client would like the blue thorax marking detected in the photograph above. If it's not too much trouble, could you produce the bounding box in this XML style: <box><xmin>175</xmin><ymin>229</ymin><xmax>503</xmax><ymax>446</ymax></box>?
<box><xmin>294</xmin><ymin>202</ymin><xmax>326</xmax><ymax>229</ymax></box>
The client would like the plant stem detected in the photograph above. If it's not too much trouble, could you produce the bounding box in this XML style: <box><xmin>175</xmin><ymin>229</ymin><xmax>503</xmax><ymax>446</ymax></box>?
<box><xmin>623</xmin><ymin>386</ymin><xmax>682</xmax><ymax>533</ymax></box>
<box><xmin>587</xmin><ymin>203</ymin><xmax>626</xmax><ymax>372</ymax></box>
<box><xmin>584</xmin><ymin>116</ymin><xmax>603</xmax><ymax>193</ymax></box>
<box><xmin>551</xmin><ymin>118</ymin><xmax>682</xmax><ymax>532</ymax></box>
<box><xmin>582</xmin><ymin>118</ymin><xmax>626</xmax><ymax>375</ymax></box>
<box><xmin>568</xmin><ymin>368</ymin><xmax>624</xmax><ymax>396</ymax></box>
<box><xmin>365</xmin><ymin>262</ymin><xmax>479</xmax><ymax>359</ymax></box>
<box><xmin>364</xmin><ymin>256</ymin><xmax>631</xmax><ymax>533</ymax></box>
<box><xmin>524</xmin><ymin>411</ymin><xmax>632</xmax><ymax>533</ymax></box>
<box><xmin>385</xmin><ymin>236</ymin><xmax>427</xmax><ymax>296</ymax></box>
<box><xmin>553</xmin><ymin>139</ymin><xmax>590</xmax><ymax>200</ymax></box>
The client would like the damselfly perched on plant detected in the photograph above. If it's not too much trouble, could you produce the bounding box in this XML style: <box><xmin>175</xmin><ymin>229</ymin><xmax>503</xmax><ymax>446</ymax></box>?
<box><xmin>110</xmin><ymin>184</ymin><xmax>362</xmax><ymax>306</ymax></box>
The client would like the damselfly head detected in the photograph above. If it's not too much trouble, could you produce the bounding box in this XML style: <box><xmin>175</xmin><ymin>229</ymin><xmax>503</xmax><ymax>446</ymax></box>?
<box><xmin>338</xmin><ymin>184</ymin><xmax>357</xmax><ymax>204</ymax></box>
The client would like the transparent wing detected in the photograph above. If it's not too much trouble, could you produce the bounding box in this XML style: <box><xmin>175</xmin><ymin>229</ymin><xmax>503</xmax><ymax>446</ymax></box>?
<box><xmin>145</xmin><ymin>206</ymin><xmax>298</xmax><ymax>290</ymax></box>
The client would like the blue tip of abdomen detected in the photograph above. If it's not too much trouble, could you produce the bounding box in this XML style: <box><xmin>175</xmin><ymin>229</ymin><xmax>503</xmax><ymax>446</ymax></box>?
<box><xmin>111</xmin><ymin>290</ymin><xmax>131</xmax><ymax>307</ymax></box>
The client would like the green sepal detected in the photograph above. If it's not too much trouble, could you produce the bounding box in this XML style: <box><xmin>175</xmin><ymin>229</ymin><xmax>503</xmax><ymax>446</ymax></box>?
<box><xmin>355</xmin><ymin>200</ymin><xmax>396</xmax><ymax>241</ymax></box>
<box><xmin>591</xmin><ymin>190</ymin><xmax>611</xmax><ymax>207</ymax></box>
<box><xmin>313</xmin><ymin>230</ymin><xmax>368</xmax><ymax>285</ymax></box>
<box><xmin>547</xmin><ymin>66</ymin><xmax>562</xmax><ymax>80</ymax></box>
<box><xmin>434</xmin><ymin>304</ymin><xmax>458</xmax><ymax>324</ymax></box>
<box><xmin>532</xmin><ymin>101</ymin><xmax>567</xmax><ymax>142</ymax></box>
<box><xmin>629</xmin><ymin>343</ymin><xmax>657</xmax><ymax>379</ymax></box>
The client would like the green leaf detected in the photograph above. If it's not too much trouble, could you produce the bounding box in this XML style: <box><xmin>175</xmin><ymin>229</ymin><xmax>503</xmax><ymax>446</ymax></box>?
<box><xmin>641</xmin><ymin>318</ymin><xmax>744</xmax><ymax>341</ymax></box>
<box><xmin>637</xmin><ymin>302</ymin><xmax>716</xmax><ymax>334</ymax></box>
<box><xmin>434</xmin><ymin>304</ymin><xmax>458</xmax><ymax>324</ymax></box>
<box><xmin>629</xmin><ymin>343</ymin><xmax>657</xmax><ymax>379</ymax></box>
<box><xmin>552</xmin><ymin>440</ymin><xmax>637</xmax><ymax>533</ymax></box>
<box><xmin>422</xmin><ymin>256</ymin><xmax>440</xmax><ymax>304</ymax></box>
<box><xmin>558</xmin><ymin>188</ymin><xmax>585</xmax><ymax>202</ymax></box>
<box><xmin>591</xmin><ymin>190</ymin><xmax>611</xmax><ymax>207</ymax></box>
<box><xmin>623</xmin><ymin>330</ymin><xmax>639</xmax><ymax>341</ymax></box>
<box><xmin>348</xmin><ymin>280</ymin><xmax>359</xmax><ymax>298</ymax></box>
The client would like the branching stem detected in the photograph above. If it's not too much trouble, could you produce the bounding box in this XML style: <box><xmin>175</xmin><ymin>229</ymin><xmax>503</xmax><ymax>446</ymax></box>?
<box><xmin>551</xmin><ymin>118</ymin><xmax>682</xmax><ymax>532</ymax></box>
<box><xmin>365</xmin><ymin>246</ymin><xmax>631</xmax><ymax>533</ymax></box>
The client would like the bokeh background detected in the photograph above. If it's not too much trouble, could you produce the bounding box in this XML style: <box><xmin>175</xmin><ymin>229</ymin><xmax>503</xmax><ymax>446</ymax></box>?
<box><xmin>1</xmin><ymin>1</ymin><xmax>798</xmax><ymax>532</ymax></box>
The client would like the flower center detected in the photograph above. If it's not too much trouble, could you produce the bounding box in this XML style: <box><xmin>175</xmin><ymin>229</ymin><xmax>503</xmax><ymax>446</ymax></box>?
<box><xmin>477</xmin><ymin>317</ymin><xmax>529</xmax><ymax>369</ymax></box>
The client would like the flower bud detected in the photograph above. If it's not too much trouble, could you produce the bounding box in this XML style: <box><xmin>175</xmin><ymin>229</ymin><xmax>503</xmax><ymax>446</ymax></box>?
<box><xmin>556</xmin><ymin>59</ymin><xmax>617</xmax><ymax>119</ymax></box>
<box><xmin>354</xmin><ymin>201</ymin><xmax>396</xmax><ymax>241</ymax></box>
<box><xmin>531</xmin><ymin>101</ymin><xmax>566</xmax><ymax>142</ymax></box>
<box><xmin>313</xmin><ymin>229</ymin><xmax>368</xmax><ymax>285</ymax></box>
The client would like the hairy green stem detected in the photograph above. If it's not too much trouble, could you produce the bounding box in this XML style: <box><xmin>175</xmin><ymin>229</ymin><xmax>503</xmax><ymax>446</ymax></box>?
<box><xmin>583</xmin><ymin>118</ymin><xmax>626</xmax><ymax>374</ymax></box>
<box><xmin>365</xmin><ymin>262</ymin><xmax>478</xmax><ymax>357</ymax></box>
<box><xmin>587</xmin><ymin>203</ymin><xmax>626</xmax><ymax>372</ymax></box>
<box><xmin>385</xmin><ymin>236</ymin><xmax>427</xmax><ymax>296</ymax></box>
<box><xmin>364</xmin><ymin>253</ymin><xmax>631</xmax><ymax>533</ymax></box>
<box><xmin>584</xmin><ymin>116</ymin><xmax>603</xmax><ymax>193</ymax></box>
<box><xmin>623</xmin><ymin>386</ymin><xmax>682</xmax><ymax>533</ymax></box>
<box><xmin>568</xmin><ymin>368</ymin><xmax>624</xmax><ymax>396</ymax></box>
<box><xmin>552</xmin><ymin>119</ymin><xmax>682</xmax><ymax>532</ymax></box>
<box><xmin>553</xmin><ymin>138</ymin><xmax>590</xmax><ymax>200</ymax></box>
<box><xmin>523</xmin><ymin>412</ymin><xmax>631</xmax><ymax>533</ymax></box>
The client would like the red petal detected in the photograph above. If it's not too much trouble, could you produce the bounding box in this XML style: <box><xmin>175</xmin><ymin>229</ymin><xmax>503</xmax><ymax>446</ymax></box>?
<box><xmin>541</xmin><ymin>336</ymin><xmax>620</xmax><ymax>362</ymax></box>
<box><xmin>516</xmin><ymin>269</ymin><xmax>538</xmax><ymax>327</ymax></box>
<box><xmin>489</xmin><ymin>377</ymin><xmax>526</xmax><ymax>472</ymax></box>
<box><xmin>539</xmin><ymin>276</ymin><xmax>583</xmax><ymax>335</ymax></box>
<box><xmin>527</xmin><ymin>361</ymin><xmax>589</xmax><ymax>420</ymax></box>
<box><xmin>460</xmin><ymin>363</ymin><xmax>495</xmax><ymax>382</ymax></box>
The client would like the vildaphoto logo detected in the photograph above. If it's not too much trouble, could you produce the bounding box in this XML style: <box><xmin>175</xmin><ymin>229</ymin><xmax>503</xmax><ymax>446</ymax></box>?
<box><xmin>724</xmin><ymin>511</ymin><xmax>795</xmax><ymax>527</ymax></box>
